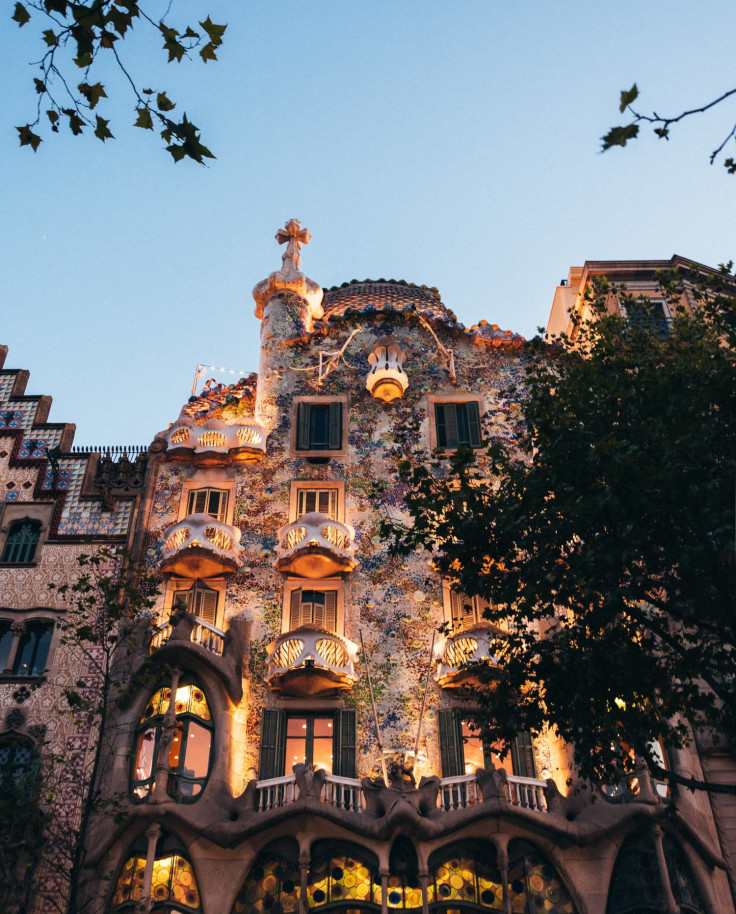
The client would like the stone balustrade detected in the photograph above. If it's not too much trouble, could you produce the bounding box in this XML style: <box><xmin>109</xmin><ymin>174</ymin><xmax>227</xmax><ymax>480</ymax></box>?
<box><xmin>274</xmin><ymin>512</ymin><xmax>356</xmax><ymax>577</ymax></box>
<box><xmin>160</xmin><ymin>513</ymin><xmax>244</xmax><ymax>577</ymax></box>
<box><xmin>434</xmin><ymin>625</ymin><xmax>500</xmax><ymax>688</ymax></box>
<box><xmin>160</xmin><ymin>417</ymin><xmax>267</xmax><ymax>464</ymax></box>
<box><xmin>265</xmin><ymin>627</ymin><xmax>359</xmax><ymax>696</ymax></box>
<box><xmin>150</xmin><ymin>616</ymin><xmax>226</xmax><ymax>656</ymax></box>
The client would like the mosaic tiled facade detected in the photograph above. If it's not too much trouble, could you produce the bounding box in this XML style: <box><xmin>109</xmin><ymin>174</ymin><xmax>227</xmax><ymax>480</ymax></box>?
<box><xmin>4</xmin><ymin>240</ymin><xmax>736</xmax><ymax>914</ymax></box>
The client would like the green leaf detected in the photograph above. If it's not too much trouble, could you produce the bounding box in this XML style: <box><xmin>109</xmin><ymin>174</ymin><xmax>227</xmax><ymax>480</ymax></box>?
<box><xmin>199</xmin><ymin>41</ymin><xmax>218</xmax><ymax>63</ymax></box>
<box><xmin>600</xmin><ymin>123</ymin><xmax>639</xmax><ymax>151</ymax></box>
<box><xmin>42</xmin><ymin>28</ymin><xmax>58</xmax><ymax>46</ymax></box>
<box><xmin>64</xmin><ymin>109</ymin><xmax>86</xmax><ymax>135</ymax></box>
<box><xmin>94</xmin><ymin>115</ymin><xmax>113</xmax><ymax>141</ymax></box>
<box><xmin>34</xmin><ymin>78</ymin><xmax>46</xmax><ymax>94</ymax></box>
<box><xmin>134</xmin><ymin>106</ymin><xmax>153</xmax><ymax>130</ymax></box>
<box><xmin>16</xmin><ymin>124</ymin><xmax>42</xmax><ymax>151</ymax></box>
<box><xmin>653</xmin><ymin>127</ymin><xmax>669</xmax><ymax>140</ymax></box>
<box><xmin>618</xmin><ymin>83</ymin><xmax>639</xmax><ymax>113</ymax></box>
<box><xmin>200</xmin><ymin>16</ymin><xmax>226</xmax><ymax>45</ymax></box>
<box><xmin>106</xmin><ymin>4</ymin><xmax>133</xmax><ymax>36</ymax></box>
<box><xmin>182</xmin><ymin>26</ymin><xmax>199</xmax><ymax>39</ymax></box>
<box><xmin>44</xmin><ymin>0</ymin><xmax>67</xmax><ymax>13</ymax></box>
<box><xmin>46</xmin><ymin>109</ymin><xmax>59</xmax><ymax>125</ymax></box>
<box><xmin>12</xmin><ymin>3</ymin><xmax>30</xmax><ymax>26</ymax></box>
<box><xmin>156</xmin><ymin>92</ymin><xmax>175</xmax><ymax>112</ymax></box>
<box><xmin>78</xmin><ymin>81</ymin><xmax>107</xmax><ymax>110</ymax></box>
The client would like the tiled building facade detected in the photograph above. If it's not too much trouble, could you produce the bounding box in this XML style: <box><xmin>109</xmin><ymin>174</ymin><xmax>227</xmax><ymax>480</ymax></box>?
<box><xmin>2</xmin><ymin>233</ymin><xmax>734</xmax><ymax>914</ymax></box>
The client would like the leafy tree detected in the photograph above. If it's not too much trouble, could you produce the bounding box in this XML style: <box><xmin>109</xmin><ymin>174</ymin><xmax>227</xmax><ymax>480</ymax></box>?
<box><xmin>384</xmin><ymin>264</ymin><xmax>736</xmax><ymax>794</ymax></box>
<box><xmin>9</xmin><ymin>547</ymin><xmax>159</xmax><ymax>914</ymax></box>
<box><xmin>10</xmin><ymin>1</ymin><xmax>226</xmax><ymax>163</ymax></box>
<box><xmin>602</xmin><ymin>83</ymin><xmax>736</xmax><ymax>174</ymax></box>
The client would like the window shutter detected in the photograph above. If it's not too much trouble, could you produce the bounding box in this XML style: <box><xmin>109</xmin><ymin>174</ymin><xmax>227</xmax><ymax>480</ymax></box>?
<box><xmin>438</xmin><ymin>709</ymin><xmax>462</xmax><ymax>777</ymax></box>
<box><xmin>476</xmin><ymin>596</ymin><xmax>492</xmax><ymax>624</ymax></box>
<box><xmin>328</xmin><ymin>402</ymin><xmax>342</xmax><ymax>449</ymax></box>
<box><xmin>188</xmin><ymin>489</ymin><xmax>208</xmax><ymax>514</ymax></box>
<box><xmin>297</xmin><ymin>403</ymin><xmax>311</xmax><ymax>450</ymax></box>
<box><xmin>444</xmin><ymin>404</ymin><xmax>459</xmax><ymax>448</ymax></box>
<box><xmin>511</xmin><ymin>731</ymin><xmax>536</xmax><ymax>778</ymax></box>
<box><xmin>449</xmin><ymin>590</ymin><xmax>463</xmax><ymax>630</ymax></box>
<box><xmin>465</xmin><ymin>401</ymin><xmax>481</xmax><ymax>447</ymax></box>
<box><xmin>312</xmin><ymin>594</ymin><xmax>324</xmax><ymax>629</ymax></box>
<box><xmin>435</xmin><ymin>404</ymin><xmax>448</xmax><ymax>449</ymax></box>
<box><xmin>324</xmin><ymin>591</ymin><xmax>337</xmax><ymax>632</ymax></box>
<box><xmin>335</xmin><ymin>709</ymin><xmax>356</xmax><ymax>777</ymax></box>
<box><xmin>289</xmin><ymin>589</ymin><xmax>303</xmax><ymax>630</ymax></box>
<box><xmin>173</xmin><ymin>588</ymin><xmax>193</xmax><ymax>613</ymax></box>
<box><xmin>197</xmin><ymin>587</ymin><xmax>218</xmax><ymax>625</ymax></box>
<box><xmin>259</xmin><ymin>709</ymin><xmax>284</xmax><ymax>779</ymax></box>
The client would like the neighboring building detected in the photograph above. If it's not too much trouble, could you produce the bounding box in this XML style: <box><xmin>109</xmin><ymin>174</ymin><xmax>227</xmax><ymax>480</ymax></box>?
<box><xmin>0</xmin><ymin>345</ymin><xmax>147</xmax><ymax>913</ymax></box>
<box><xmin>4</xmin><ymin>235</ymin><xmax>735</xmax><ymax>914</ymax></box>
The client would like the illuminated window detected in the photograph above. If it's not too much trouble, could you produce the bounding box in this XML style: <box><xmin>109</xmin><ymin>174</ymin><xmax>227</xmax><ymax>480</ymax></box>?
<box><xmin>296</xmin><ymin>487</ymin><xmax>338</xmax><ymax>519</ymax></box>
<box><xmin>427</xmin><ymin>841</ymin><xmax>503</xmax><ymax>910</ymax></box>
<box><xmin>308</xmin><ymin>842</ymin><xmax>381</xmax><ymax>910</ymax></box>
<box><xmin>186</xmin><ymin>488</ymin><xmax>228</xmax><ymax>521</ymax></box>
<box><xmin>434</xmin><ymin>402</ymin><xmax>481</xmax><ymax>449</ymax></box>
<box><xmin>172</xmin><ymin>581</ymin><xmax>219</xmax><ymax>626</ymax></box>
<box><xmin>111</xmin><ymin>833</ymin><xmax>202</xmax><ymax>913</ymax></box>
<box><xmin>131</xmin><ymin>682</ymin><xmax>213</xmax><ymax>803</ymax></box>
<box><xmin>258</xmin><ymin>709</ymin><xmax>356</xmax><ymax>779</ymax></box>
<box><xmin>12</xmin><ymin>620</ymin><xmax>53</xmax><ymax>677</ymax></box>
<box><xmin>438</xmin><ymin>711</ymin><xmax>536</xmax><ymax>779</ymax></box>
<box><xmin>507</xmin><ymin>840</ymin><xmax>577</xmax><ymax>913</ymax></box>
<box><xmin>447</xmin><ymin>590</ymin><xmax>492</xmax><ymax>633</ymax></box>
<box><xmin>1</xmin><ymin>520</ymin><xmax>41</xmax><ymax>564</ymax></box>
<box><xmin>289</xmin><ymin>588</ymin><xmax>337</xmax><ymax>632</ymax></box>
<box><xmin>230</xmin><ymin>840</ymin><xmax>300</xmax><ymax>914</ymax></box>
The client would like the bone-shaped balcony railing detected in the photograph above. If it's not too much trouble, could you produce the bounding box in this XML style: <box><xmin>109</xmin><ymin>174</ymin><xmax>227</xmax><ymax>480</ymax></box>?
<box><xmin>265</xmin><ymin>627</ymin><xmax>359</xmax><ymax>694</ymax></box>
<box><xmin>161</xmin><ymin>513</ymin><xmax>244</xmax><ymax>576</ymax></box>
<box><xmin>274</xmin><ymin>513</ymin><xmax>356</xmax><ymax>577</ymax></box>
<box><xmin>434</xmin><ymin>626</ymin><xmax>500</xmax><ymax>687</ymax></box>
<box><xmin>161</xmin><ymin>417</ymin><xmax>267</xmax><ymax>459</ymax></box>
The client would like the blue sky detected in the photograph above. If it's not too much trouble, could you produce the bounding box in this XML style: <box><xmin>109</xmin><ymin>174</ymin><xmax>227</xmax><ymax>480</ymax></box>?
<box><xmin>2</xmin><ymin>0</ymin><xmax>734</xmax><ymax>446</ymax></box>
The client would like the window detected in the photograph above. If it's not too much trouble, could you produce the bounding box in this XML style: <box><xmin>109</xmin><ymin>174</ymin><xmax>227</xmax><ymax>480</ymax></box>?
<box><xmin>0</xmin><ymin>736</ymin><xmax>38</xmax><ymax>794</ymax></box>
<box><xmin>622</xmin><ymin>296</ymin><xmax>672</xmax><ymax>335</ymax></box>
<box><xmin>291</xmin><ymin>398</ymin><xmax>348</xmax><ymax>456</ymax></box>
<box><xmin>437</xmin><ymin>711</ymin><xmax>537</xmax><ymax>778</ymax></box>
<box><xmin>172</xmin><ymin>581</ymin><xmax>219</xmax><ymax>626</ymax></box>
<box><xmin>288</xmin><ymin>588</ymin><xmax>337</xmax><ymax>632</ymax></box>
<box><xmin>448</xmin><ymin>590</ymin><xmax>491</xmax><ymax>633</ymax></box>
<box><xmin>258</xmin><ymin>708</ymin><xmax>356</xmax><ymax>779</ymax></box>
<box><xmin>434</xmin><ymin>401</ymin><xmax>482</xmax><ymax>449</ymax></box>
<box><xmin>186</xmin><ymin>488</ymin><xmax>228</xmax><ymax>521</ymax></box>
<box><xmin>12</xmin><ymin>620</ymin><xmax>53</xmax><ymax>677</ymax></box>
<box><xmin>296</xmin><ymin>487</ymin><xmax>338</xmax><ymax>519</ymax></box>
<box><xmin>131</xmin><ymin>682</ymin><xmax>213</xmax><ymax>803</ymax></box>
<box><xmin>1</xmin><ymin>520</ymin><xmax>41</xmax><ymax>564</ymax></box>
<box><xmin>0</xmin><ymin>621</ymin><xmax>13</xmax><ymax>672</ymax></box>
<box><xmin>112</xmin><ymin>832</ymin><xmax>202</xmax><ymax>913</ymax></box>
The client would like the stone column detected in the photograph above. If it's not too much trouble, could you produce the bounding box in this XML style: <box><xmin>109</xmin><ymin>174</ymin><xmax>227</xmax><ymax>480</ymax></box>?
<box><xmin>380</xmin><ymin>870</ymin><xmax>389</xmax><ymax>914</ymax></box>
<box><xmin>651</xmin><ymin>824</ymin><xmax>679</xmax><ymax>914</ymax></box>
<box><xmin>150</xmin><ymin>668</ymin><xmax>182</xmax><ymax>804</ymax></box>
<box><xmin>139</xmin><ymin>822</ymin><xmax>162</xmax><ymax>913</ymax></box>
<box><xmin>419</xmin><ymin>871</ymin><xmax>429</xmax><ymax>914</ymax></box>
<box><xmin>299</xmin><ymin>846</ymin><xmax>310</xmax><ymax>914</ymax></box>
<box><xmin>496</xmin><ymin>847</ymin><xmax>511</xmax><ymax>914</ymax></box>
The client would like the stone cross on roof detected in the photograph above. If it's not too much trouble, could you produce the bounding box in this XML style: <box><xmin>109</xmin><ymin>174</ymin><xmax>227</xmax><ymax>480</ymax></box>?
<box><xmin>276</xmin><ymin>219</ymin><xmax>311</xmax><ymax>273</ymax></box>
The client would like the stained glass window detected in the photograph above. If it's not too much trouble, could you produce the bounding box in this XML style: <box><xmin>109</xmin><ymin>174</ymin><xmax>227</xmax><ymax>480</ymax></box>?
<box><xmin>112</xmin><ymin>847</ymin><xmax>201</xmax><ymax>912</ymax></box>
<box><xmin>1</xmin><ymin>520</ymin><xmax>41</xmax><ymax>564</ymax></box>
<box><xmin>428</xmin><ymin>843</ymin><xmax>504</xmax><ymax>911</ymax></box>
<box><xmin>231</xmin><ymin>851</ymin><xmax>301</xmax><ymax>914</ymax></box>
<box><xmin>309</xmin><ymin>852</ymin><xmax>381</xmax><ymax>909</ymax></box>
<box><xmin>507</xmin><ymin>841</ymin><xmax>577</xmax><ymax>914</ymax></box>
<box><xmin>132</xmin><ymin>682</ymin><xmax>212</xmax><ymax>802</ymax></box>
<box><xmin>606</xmin><ymin>832</ymin><xmax>705</xmax><ymax>914</ymax></box>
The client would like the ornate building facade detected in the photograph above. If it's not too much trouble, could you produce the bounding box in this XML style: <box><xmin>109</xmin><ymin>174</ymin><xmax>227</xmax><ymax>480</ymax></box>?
<box><xmin>2</xmin><ymin>234</ymin><xmax>734</xmax><ymax>914</ymax></box>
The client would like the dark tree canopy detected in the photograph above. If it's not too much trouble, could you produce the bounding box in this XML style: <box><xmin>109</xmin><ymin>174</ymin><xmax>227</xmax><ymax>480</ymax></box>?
<box><xmin>11</xmin><ymin>1</ymin><xmax>226</xmax><ymax>163</ymax></box>
<box><xmin>385</xmin><ymin>264</ymin><xmax>736</xmax><ymax>792</ymax></box>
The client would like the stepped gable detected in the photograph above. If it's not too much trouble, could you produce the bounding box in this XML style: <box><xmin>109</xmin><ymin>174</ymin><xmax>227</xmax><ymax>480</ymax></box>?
<box><xmin>321</xmin><ymin>279</ymin><xmax>456</xmax><ymax>325</ymax></box>
<box><xmin>0</xmin><ymin>346</ymin><xmax>140</xmax><ymax>541</ymax></box>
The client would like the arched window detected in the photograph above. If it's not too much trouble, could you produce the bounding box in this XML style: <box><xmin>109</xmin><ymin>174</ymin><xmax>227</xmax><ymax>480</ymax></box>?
<box><xmin>1</xmin><ymin>520</ymin><xmax>41</xmax><ymax>564</ymax></box>
<box><xmin>13</xmin><ymin>620</ymin><xmax>53</xmax><ymax>676</ymax></box>
<box><xmin>507</xmin><ymin>840</ymin><xmax>577</xmax><ymax>914</ymax></box>
<box><xmin>131</xmin><ymin>681</ymin><xmax>213</xmax><ymax>803</ymax></box>
<box><xmin>308</xmin><ymin>841</ymin><xmax>381</xmax><ymax>911</ymax></box>
<box><xmin>0</xmin><ymin>735</ymin><xmax>39</xmax><ymax>795</ymax></box>
<box><xmin>111</xmin><ymin>832</ymin><xmax>201</xmax><ymax>913</ymax></box>
<box><xmin>230</xmin><ymin>839</ymin><xmax>301</xmax><ymax>914</ymax></box>
<box><xmin>428</xmin><ymin>841</ymin><xmax>503</xmax><ymax>911</ymax></box>
<box><xmin>606</xmin><ymin>831</ymin><xmax>705</xmax><ymax>914</ymax></box>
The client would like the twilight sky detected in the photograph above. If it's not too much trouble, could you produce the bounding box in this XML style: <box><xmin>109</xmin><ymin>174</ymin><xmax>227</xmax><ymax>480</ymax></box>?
<box><xmin>1</xmin><ymin>0</ymin><xmax>733</xmax><ymax>447</ymax></box>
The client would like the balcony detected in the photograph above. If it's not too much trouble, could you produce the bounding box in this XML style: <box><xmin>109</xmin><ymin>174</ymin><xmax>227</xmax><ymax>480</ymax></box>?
<box><xmin>434</xmin><ymin>626</ymin><xmax>500</xmax><ymax>689</ymax></box>
<box><xmin>274</xmin><ymin>512</ymin><xmax>356</xmax><ymax>578</ymax></box>
<box><xmin>438</xmin><ymin>773</ymin><xmax>548</xmax><ymax>812</ymax></box>
<box><xmin>257</xmin><ymin>773</ymin><xmax>364</xmax><ymax>812</ymax></box>
<box><xmin>150</xmin><ymin>616</ymin><xmax>226</xmax><ymax>656</ymax></box>
<box><xmin>265</xmin><ymin>627</ymin><xmax>359</xmax><ymax>697</ymax></box>
<box><xmin>161</xmin><ymin>418</ymin><xmax>267</xmax><ymax>465</ymax></box>
<box><xmin>160</xmin><ymin>513</ymin><xmax>244</xmax><ymax>577</ymax></box>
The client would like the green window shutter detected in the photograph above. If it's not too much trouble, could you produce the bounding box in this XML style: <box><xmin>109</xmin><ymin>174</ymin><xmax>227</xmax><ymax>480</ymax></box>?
<box><xmin>466</xmin><ymin>401</ymin><xmax>482</xmax><ymax>447</ymax></box>
<box><xmin>438</xmin><ymin>709</ymin><xmax>462</xmax><ymax>777</ymax></box>
<box><xmin>335</xmin><ymin>709</ymin><xmax>357</xmax><ymax>777</ymax></box>
<box><xmin>289</xmin><ymin>589</ymin><xmax>302</xmax><ymax>630</ymax></box>
<box><xmin>259</xmin><ymin>709</ymin><xmax>284</xmax><ymax>779</ymax></box>
<box><xmin>511</xmin><ymin>731</ymin><xmax>536</xmax><ymax>778</ymax></box>
<box><xmin>297</xmin><ymin>403</ymin><xmax>311</xmax><ymax>450</ymax></box>
<box><xmin>444</xmin><ymin>404</ymin><xmax>459</xmax><ymax>448</ymax></box>
<box><xmin>328</xmin><ymin>401</ymin><xmax>343</xmax><ymax>449</ymax></box>
<box><xmin>435</xmin><ymin>404</ymin><xmax>448</xmax><ymax>448</ymax></box>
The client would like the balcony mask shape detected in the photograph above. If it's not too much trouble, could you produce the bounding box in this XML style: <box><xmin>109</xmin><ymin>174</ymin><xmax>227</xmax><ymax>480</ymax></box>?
<box><xmin>366</xmin><ymin>337</ymin><xmax>409</xmax><ymax>402</ymax></box>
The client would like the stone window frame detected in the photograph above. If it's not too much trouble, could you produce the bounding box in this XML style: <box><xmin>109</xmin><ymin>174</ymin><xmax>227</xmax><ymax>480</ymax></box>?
<box><xmin>426</xmin><ymin>393</ymin><xmax>485</xmax><ymax>452</ymax></box>
<box><xmin>0</xmin><ymin>609</ymin><xmax>60</xmax><ymax>680</ymax></box>
<box><xmin>0</xmin><ymin>503</ymin><xmax>54</xmax><ymax>567</ymax></box>
<box><xmin>281</xmin><ymin>578</ymin><xmax>345</xmax><ymax>636</ymax></box>
<box><xmin>289</xmin><ymin>396</ymin><xmax>349</xmax><ymax>459</ymax></box>
<box><xmin>288</xmin><ymin>480</ymin><xmax>345</xmax><ymax>524</ymax></box>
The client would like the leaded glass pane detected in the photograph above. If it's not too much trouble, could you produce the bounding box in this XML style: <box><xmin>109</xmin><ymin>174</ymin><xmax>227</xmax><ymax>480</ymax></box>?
<box><xmin>508</xmin><ymin>842</ymin><xmax>576</xmax><ymax>914</ymax></box>
<box><xmin>112</xmin><ymin>855</ymin><xmax>146</xmax><ymax>906</ymax></box>
<box><xmin>231</xmin><ymin>854</ymin><xmax>300</xmax><ymax>914</ymax></box>
<box><xmin>308</xmin><ymin>854</ymin><xmax>380</xmax><ymax>909</ymax></box>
